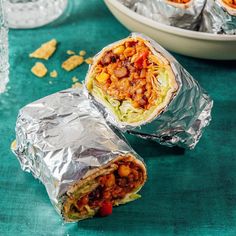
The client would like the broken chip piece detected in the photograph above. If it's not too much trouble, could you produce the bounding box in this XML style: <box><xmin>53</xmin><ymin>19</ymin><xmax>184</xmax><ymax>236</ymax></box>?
<box><xmin>29</xmin><ymin>39</ymin><xmax>57</xmax><ymax>60</ymax></box>
<box><xmin>71</xmin><ymin>76</ymin><xmax>79</xmax><ymax>83</ymax></box>
<box><xmin>66</xmin><ymin>50</ymin><xmax>76</xmax><ymax>55</ymax></box>
<box><xmin>62</xmin><ymin>55</ymin><xmax>84</xmax><ymax>71</ymax></box>
<box><xmin>85</xmin><ymin>57</ymin><xmax>93</xmax><ymax>65</ymax></box>
<box><xmin>11</xmin><ymin>140</ymin><xmax>16</xmax><ymax>150</ymax></box>
<box><xmin>31</xmin><ymin>62</ymin><xmax>48</xmax><ymax>78</ymax></box>
<box><xmin>79</xmin><ymin>50</ymin><xmax>86</xmax><ymax>56</ymax></box>
<box><xmin>72</xmin><ymin>82</ymin><xmax>82</xmax><ymax>88</ymax></box>
<box><xmin>50</xmin><ymin>70</ymin><xmax>58</xmax><ymax>78</ymax></box>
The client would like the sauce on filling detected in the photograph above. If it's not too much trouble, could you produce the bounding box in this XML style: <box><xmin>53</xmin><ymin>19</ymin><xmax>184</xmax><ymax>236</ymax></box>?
<box><xmin>223</xmin><ymin>0</ymin><xmax>236</xmax><ymax>8</ymax></box>
<box><xmin>70</xmin><ymin>159</ymin><xmax>144</xmax><ymax>215</ymax></box>
<box><xmin>93</xmin><ymin>39</ymin><xmax>162</xmax><ymax>110</ymax></box>
<box><xmin>167</xmin><ymin>0</ymin><xmax>191</xmax><ymax>3</ymax></box>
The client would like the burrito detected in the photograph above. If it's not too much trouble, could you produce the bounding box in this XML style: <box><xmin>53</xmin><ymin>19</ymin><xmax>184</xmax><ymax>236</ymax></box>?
<box><xmin>12</xmin><ymin>89</ymin><xmax>147</xmax><ymax>222</ymax></box>
<box><xmin>85</xmin><ymin>33</ymin><xmax>213</xmax><ymax>149</ymax></box>
<box><xmin>200</xmin><ymin>0</ymin><xmax>236</xmax><ymax>34</ymax></box>
<box><xmin>86</xmin><ymin>35</ymin><xmax>178</xmax><ymax>126</ymax></box>
<box><xmin>119</xmin><ymin>0</ymin><xmax>206</xmax><ymax>30</ymax></box>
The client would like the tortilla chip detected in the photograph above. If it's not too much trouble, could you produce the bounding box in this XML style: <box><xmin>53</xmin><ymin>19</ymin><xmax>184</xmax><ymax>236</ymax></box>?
<box><xmin>29</xmin><ymin>39</ymin><xmax>57</xmax><ymax>60</ymax></box>
<box><xmin>62</xmin><ymin>55</ymin><xmax>84</xmax><ymax>71</ymax></box>
<box><xmin>31</xmin><ymin>62</ymin><xmax>48</xmax><ymax>78</ymax></box>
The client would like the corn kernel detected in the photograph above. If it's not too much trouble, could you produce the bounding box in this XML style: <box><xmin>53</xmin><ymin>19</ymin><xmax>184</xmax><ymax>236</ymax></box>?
<box><xmin>118</xmin><ymin>165</ymin><xmax>131</xmax><ymax>177</ymax></box>
<box><xmin>96</xmin><ymin>72</ymin><xmax>110</xmax><ymax>83</ymax></box>
<box><xmin>105</xmin><ymin>174</ymin><xmax>115</xmax><ymax>187</ymax></box>
<box><xmin>124</xmin><ymin>47</ymin><xmax>135</xmax><ymax>57</ymax></box>
<box><xmin>113</xmin><ymin>45</ymin><xmax>125</xmax><ymax>55</ymax></box>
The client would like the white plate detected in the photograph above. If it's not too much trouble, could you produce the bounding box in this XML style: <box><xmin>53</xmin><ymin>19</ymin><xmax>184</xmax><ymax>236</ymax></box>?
<box><xmin>104</xmin><ymin>0</ymin><xmax>236</xmax><ymax>60</ymax></box>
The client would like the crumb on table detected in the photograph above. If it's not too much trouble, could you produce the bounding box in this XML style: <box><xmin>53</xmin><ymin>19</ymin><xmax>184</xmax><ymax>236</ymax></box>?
<box><xmin>79</xmin><ymin>50</ymin><xmax>86</xmax><ymax>56</ymax></box>
<box><xmin>85</xmin><ymin>57</ymin><xmax>93</xmax><ymax>64</ymax></box>
<box><xmin>72</xmin><ymin>76</ymin><xmax>79</xmax><ymax>83</ymax></box>
<box><xmin>67</xmin><ymin>50</ymin><xmax>76</xmax><ymax>55</ymax></box>
<box><xmin>50</xmin><ymin>70</ymin><xmax>58</xmax><ymax>78</ymax></box>
<box><xmin>72</xmin><ymin>82</ymin><xmax>82</xmax><ymax>88</ymax></box>
<box><xmin>11</xmin><ymin>140</ymin><xmax>16</xmax><ymax>150</ymax></box>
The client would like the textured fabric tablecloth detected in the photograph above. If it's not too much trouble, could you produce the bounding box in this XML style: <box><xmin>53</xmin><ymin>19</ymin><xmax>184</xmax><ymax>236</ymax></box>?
<box><xmin>0</xmin><ymin>1</ymin><xmax>236</xmax><ymax>235</ymax></box>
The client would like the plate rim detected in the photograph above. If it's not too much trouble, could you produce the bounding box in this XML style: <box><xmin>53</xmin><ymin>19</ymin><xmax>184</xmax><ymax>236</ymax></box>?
<box><xmin>105</xmin><ymin>0</ymin><xmax>236</xmax><ymax>42</ymax></box>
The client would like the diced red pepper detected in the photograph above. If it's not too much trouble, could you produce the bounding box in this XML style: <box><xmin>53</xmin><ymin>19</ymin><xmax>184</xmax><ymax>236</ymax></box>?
<box><xmin>134</xmin><ymin>51</ymin><xmax>149</xmax><ymax>69</ymax></box>
<box><xmin>99</xmin><ymin>201</ymin><xmax>113</xmax><ymax>217</ymax></box>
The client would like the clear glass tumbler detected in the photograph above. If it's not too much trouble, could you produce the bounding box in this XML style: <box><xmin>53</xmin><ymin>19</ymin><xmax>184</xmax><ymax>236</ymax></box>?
<box><xmin>0</xmin><ymin>0</ymin><xmax>9</xmax><ymax>93</ymax></box>
<box><xmin>5</xmin><ymin>0</ymin><xmax>68</xmax><ymax>29</ymax></box>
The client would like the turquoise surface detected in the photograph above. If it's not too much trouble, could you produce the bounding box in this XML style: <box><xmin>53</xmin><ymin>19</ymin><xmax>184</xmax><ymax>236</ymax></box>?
<box><xmin>0</xmin><ymin>1</ymin><xmax>236</xmax><ymax>235</ymax></box>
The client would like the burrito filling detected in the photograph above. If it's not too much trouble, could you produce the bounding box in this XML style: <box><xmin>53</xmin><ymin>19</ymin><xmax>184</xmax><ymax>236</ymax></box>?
<box><xmin>86</xmin><ymin>37</ymin><xmax>178</xmax><ymax>125</ymax></box>
<box><xmin>167</xmin><ymin>0</ymin><xmax>190</xmax><ymax>3</ymax></box>
<box><xmin>63</xmin><ymin>155</ymin><xmax>146</xmax><ymax>221</ymax></box>
<box><xmin>222</xmin><ymin>0</ymin><xmax>236</xmax><ymax>9</ymax></box>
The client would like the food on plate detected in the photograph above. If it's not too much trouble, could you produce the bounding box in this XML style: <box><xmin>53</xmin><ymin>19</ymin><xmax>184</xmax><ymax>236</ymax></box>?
<box><xmin>31</xmin><ymin>62</ymin><xmax>48</xmax><ymax>77</ymax></box>
<box><xmin>12</xmin><ymin>89</ymin><xmax>147</xmax><ymax>222</ymax></box>
<box><xmin>29</xmin><ymin>39</ymin><xmax>57</xmax><ymax>60</ymax></box>
<box><xmin>166</xmin><ymin>0</ymin><xmax>191</xmax><ymax>7</ymax></box>
<box><xmin>86</xmin><ymin>35</ymin><xmax>178</xmax><ymax>125</ymax></box>
<box><xmin>118</xmin><ymin>0</ymin><xmax>206</xmax><ymax>30</ymax></box>
<box><xmin>200</xmin><ymin>0</ymin><xmax>236</xmax><ymax>34</ymax></box>
<box><xmin>62</xmin><ymin>55</ymin><xmax>84</xmax><ymax>71</ymax></box>
<box><xmin>222</xmin><ymin>0</ymin><xmax>236</xmax><ymax>10</ymax></box>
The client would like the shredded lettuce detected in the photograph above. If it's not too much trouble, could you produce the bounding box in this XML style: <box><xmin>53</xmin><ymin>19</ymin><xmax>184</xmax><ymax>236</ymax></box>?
<box><xmin>115</xmin><ymin>193</ymin><xmax>141</xmax><ymax>205</ymax></box>
<box><xmin>88</xmin><ymin>69</ymin><xmax>172</xmax><ymax>124</ymax></box>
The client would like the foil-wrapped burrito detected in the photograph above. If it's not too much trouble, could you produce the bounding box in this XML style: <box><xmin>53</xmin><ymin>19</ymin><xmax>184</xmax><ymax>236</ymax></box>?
<box><xmin>200</xmin><ymin>0</ymin><xmax>236</xmax><ymax>34</ymax></box>
<box><xmin>119</xmin><ymin>0</ymin><xmax>206</xmax><ymax>30</ymax></box>
<box><xmin>85</xmin><ymin>33</ymin><xmax>213</xmax><ymax>149</ymax></box>
<box><xmin>12</xmin><ymin>89</ymin><xmax>147</xmax><ymax>222</ymax></box>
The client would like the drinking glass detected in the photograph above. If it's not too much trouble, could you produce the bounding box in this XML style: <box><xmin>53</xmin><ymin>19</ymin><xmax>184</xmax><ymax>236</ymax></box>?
<box><xmin>5</xmin><ymin>0</ymin><xmax>68</xmax><ymax>29</ymax></box>
<box><xmin>0</xmin><ymin>0</ymin><xmax>9</xmax><ymax>93</ymax></box>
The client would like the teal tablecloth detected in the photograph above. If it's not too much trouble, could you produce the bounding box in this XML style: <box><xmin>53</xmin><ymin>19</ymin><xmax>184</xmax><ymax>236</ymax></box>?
<box><xmin>0</xmin><ymin>1</ymin><xmax>236</xmax><ymax>235</ymax></box>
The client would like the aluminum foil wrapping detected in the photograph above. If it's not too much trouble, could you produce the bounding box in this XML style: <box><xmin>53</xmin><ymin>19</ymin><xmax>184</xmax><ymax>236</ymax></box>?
<box><xmin>85</xmin><ymin>33</ymin><xmax>213</xmax><ymax>149</ymax></box>
<box><xmin>200</xmin><ymin>0</ymin><xmax>236</xmax><ymax>34</ymax></box>
<box><xmin>12</xmin><ymin>88</ymin><xmax>143</xmax><ymax>220</ymax></box>
<box><xmin>119</xmin><ymin>0</ymin><xmax>206</xmax><ymax>30</ymax></box>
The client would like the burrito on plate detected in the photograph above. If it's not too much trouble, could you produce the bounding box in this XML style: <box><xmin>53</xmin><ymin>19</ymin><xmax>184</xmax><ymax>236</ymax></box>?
<box><xmin>200</xmin><ymin>0</ymin><xmax>236</xmax><ymax>34</ymax></box>
<box><xmin>85</xmin><ymin>33</ymin><xmax>213</xmax><ymax>149</ymax></box>
<box><xmin>119</xmin><ymin>0</ymin><xmax>206</xmax><ymax>30</ymax></box>
<box><xmin>12</xmin><ymin>89</ymin><xmax>147</xmax><ymax>222</ymax></box>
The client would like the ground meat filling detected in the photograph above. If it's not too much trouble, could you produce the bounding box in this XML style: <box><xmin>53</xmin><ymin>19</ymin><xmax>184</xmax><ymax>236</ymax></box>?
<box><xmin>73</xmin><ymin>159</ymin><xmax>144</xmax><ymax>214</ymax></box>
<box><xmin>223</xmin><ymin>0</ymin><xmax>236</xmax><ymax>8</ymax></box>
<box><xmin>93</xmin><ymin>39</ymin><xmax>161</xmax><ymax>110</ymax></box>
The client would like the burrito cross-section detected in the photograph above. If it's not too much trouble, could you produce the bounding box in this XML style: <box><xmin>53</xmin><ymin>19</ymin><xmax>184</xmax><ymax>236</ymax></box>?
<box><xmin>12</xmin><ymin>89</ymin><xmax>147</xmax><ymax>222</ymax></box>
<box><xmin>85</xmin><ymin>33</ymin><xmax>213</xmax><ymax>149</ymax></box>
